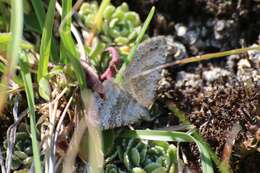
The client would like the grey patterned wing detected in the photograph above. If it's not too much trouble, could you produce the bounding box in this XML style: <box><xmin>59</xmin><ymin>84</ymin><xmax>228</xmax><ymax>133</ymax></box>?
<box><xmin>95</xmin><ymin>79</ymin><xmax>150</xmax><ymax>129</ymax></box>
<box><xmin>123</xmin><ymin>36</ymin><xmax>168</xmax><ymax>108</ymax></box>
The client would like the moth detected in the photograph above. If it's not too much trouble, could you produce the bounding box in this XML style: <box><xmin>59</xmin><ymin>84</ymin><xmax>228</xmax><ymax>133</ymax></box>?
<box><xmin>95</xmin><ymin>36</ymin><xmax>168</xmax><ymax>129</ymax></box>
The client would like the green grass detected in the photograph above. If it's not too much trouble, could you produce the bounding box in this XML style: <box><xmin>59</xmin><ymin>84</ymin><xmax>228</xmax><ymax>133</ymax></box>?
<box><xmin>115</xmin><ymin>6</ymin><xmax>155</xmax><ymax>84</ymax></box>
<box><xmin>60</xmin><ymin>0</ymin><xmax>86</xmax><ymax>89</ymax></box>
<box><xmin>0</xmin><ymin>0</ymin><xmax>23</xmax><ymax>114</ymax></box>
<box><xmin>20</xmin><ymin>53</ymin><xmax>42</xmax><ymax>173</ymax></box>
<box><xmin>37</xmin><ymin>0</ymin><xmax>56</xmax><ymax>101</ymax></box>
<box><xmin>31</xmin><ymin>0</ymin><xmax>58</xmax><ymax>62</ymax></box>
<box><xmin>94</xmin><ymin>0</ymin><xmax>110</xmax><ymax>32</ymax></box>
<box><xmin>30</xmin><ymin>0</ymin><xmax>45</xmax><ymax>29</ymax></box>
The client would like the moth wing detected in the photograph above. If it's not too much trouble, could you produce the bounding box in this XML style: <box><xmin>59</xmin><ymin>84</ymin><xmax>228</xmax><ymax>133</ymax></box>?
<box><xmin>95</xmin><ymin>79</ymin><xmax>150</xmax><ymax>129</ymax></box>
<box><xmin>123</xmin><ymin>36</ymin><xmax>168</xmax><ymax>108</ymax></box>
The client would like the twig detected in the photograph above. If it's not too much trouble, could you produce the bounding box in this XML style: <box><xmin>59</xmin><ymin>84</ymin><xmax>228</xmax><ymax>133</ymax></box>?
<box><xmin>40</xmin><ymin>87</ymin><xmax>68</xmax><ymax>110</ymax></box>
<box><xmin>62</xmin><ymin>115</ymin><xmax>87</xmax><ymax>173</ymax></box>
<box><xmin>54</xmin><ymin>94</ymin><xmax>74</xmax><ymax>154</ymax></box>
<box><xmin>222</xmin><ymin>122</ymin><xmax>241</xmax><ymax>169</ymax></box>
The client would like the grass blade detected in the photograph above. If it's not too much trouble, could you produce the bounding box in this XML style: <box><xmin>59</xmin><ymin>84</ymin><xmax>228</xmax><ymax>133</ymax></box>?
<box><xmin>120</xmin><ymin>130</ymin><xmax>194</xmax><ymax>142</ymax></box>
<box><xmin>0</xmin><ymin>0</ymin><xmax>23</xmax><ymax>115</ymax></box>
<box><xmin>190</xmin><ymin>134</ymin><xmax>214</xmax><ymax>173</ymax></box>
<box><xmin>60</xmin><ymin>0</ymin><xmax>86</xmax><ymax>89</ymax></box>
<box><xmin>37</xmin><ymin>0</ymin><xmax>55</xmax><ymax>81</ymax></box>
<box><xmin>95</xmin><ymin>0</ymin><xmax>110</xmax><ymax>32</ymax></box>
<box><xmin>30</xmin><ymin>0</ymin><xmax>58</xmax><ymax>62</ymax></box>
<box><xmin>30</xmin><ymin>0</ymin><xmax>45</xmax><ymax>29</ymax></box>
<box><xmin>19</xmin><ymin>53</ymin><xmax>42</xmax><ymax>173</ymax></box>
<box><xmin>85</xmin><ymin>0</ymin><xmax>110</xmax><ymax>46</ymax></box>
<box><xmin>37</xmin><ymin>0</ymin><xmax>56</xmax><ymax>100</ymax></box>
<box><xmin>116</xmin><ymin>6</ymin><xmax>155</xmax><ymax>84</ymax></box>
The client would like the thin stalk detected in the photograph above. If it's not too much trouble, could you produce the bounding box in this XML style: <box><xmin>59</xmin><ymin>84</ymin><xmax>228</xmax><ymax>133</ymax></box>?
<box><xmin>115</xmin><ymin>6</ymin><xmax>155</xmax><ymax>84</ymax></box>
<box><xmin>131</xmin><ymin>46</ymin><xmax>260</xmax><ymax>79</ymax></box>
<box><xmin>0</xmin><ymin>0</ymin><xmax>23</xmax><ymax>115</ymax></box>
<box><xmin>20</xmin><ymin>54</ymin><xmax>42</xmax><ymax>173</ymax></box>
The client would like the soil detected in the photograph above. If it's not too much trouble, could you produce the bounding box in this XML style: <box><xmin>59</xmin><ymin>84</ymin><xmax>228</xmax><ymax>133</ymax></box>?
<box><xmin>113</xmin><ymin>0</ymin><xmax>260</xmax><ymax>172</ymax></box>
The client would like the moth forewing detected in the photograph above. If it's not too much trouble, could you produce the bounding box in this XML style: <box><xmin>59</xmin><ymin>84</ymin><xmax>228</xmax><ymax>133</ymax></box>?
<box><xmin>123</xmin><ymin>36</ymin><xmax>168</xmax><ymax>108</ymax></box>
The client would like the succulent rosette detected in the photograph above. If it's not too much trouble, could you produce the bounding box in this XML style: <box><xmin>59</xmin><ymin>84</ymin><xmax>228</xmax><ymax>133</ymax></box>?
<box><xmin>79</xmin><ymin>2</ymin><xmax>142</xmax><ymax>71</ymax></box>
<box><xmin>3</xmin><ymin>124</ymin><xmax>33</xmax><ymax>171</ymax></box>
<box><xmin>105</xmin><ymin>139</ymin><xmax>177</xmax><ymax>173</ymax></box>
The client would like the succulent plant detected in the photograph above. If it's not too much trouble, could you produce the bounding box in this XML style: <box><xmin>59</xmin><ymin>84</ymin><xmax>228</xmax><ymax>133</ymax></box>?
<box><xmin>3</xmin><ymin>123</ymin><xmax>33</xmax><ymax>171</ymax></box>
<box><xmin>79</xmin><ymin>2</ymin><xmax>143</xmax><ymax>71</ymax></box>
<box><xmin>79</xmin><ymin>2</ymin><xmax>141</xmax><ymax>47</ymax></box>
<box><xmin>104</xmin><ymin>138</ymin><xmax>177</xmax><ymax>173</ymax></box>
<box><xmin>79</xmin><ymin>1</ymin><xmax>99</xmax><ymax>29</ymax></box>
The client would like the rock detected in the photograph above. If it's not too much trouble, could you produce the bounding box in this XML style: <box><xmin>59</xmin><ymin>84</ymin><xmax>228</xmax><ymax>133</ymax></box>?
<box><xmin>202</xmin><ymin>67</ymin><xmax>231</xmax><ymax>83</ymax></box>
<box><xmin>238</xmin><ymin>59</ymin><xmax>251</xmax><ymax>70</ymax></box>
<box><xmin>176</xmin><ymin>71</ymin><xmax>202</xmax><ymax>88</ymax></box>
<box><xmin>165</xmin><ymin>36</ymin><xmax>187</xmax><ymax>60</ymax></box>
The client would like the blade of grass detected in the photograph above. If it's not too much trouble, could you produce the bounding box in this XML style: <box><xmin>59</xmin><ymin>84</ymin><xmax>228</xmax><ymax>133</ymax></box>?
<box><xmin>60</xmin><ymin>0</ymin><xmax>86</xmax><ymax>89</ymax></box>
<box><xmin>120</xmin><ymin>130</ymin><xmax>194</xmax><ymax>142</ymax></box>
<box><xmin>86</xmin><ymin>0</ymin><xmax>110</xmax><ymax>46</ymax></box>
<box><xmin>189</xmin><ymin>134</ymin><xmax>214</xmax><ymax>173</ymax></box>
<box><xmin>115</xmin><ymin>6</ymin><xmax>155</xmax><ymax>84</ymax></box>
<box><xmin>60</xmin><ymin>2</ymin><xmax>103</xmax><ymax>172</ymax></box>
<box><xmin>37</xmin><ymin>0</ymin><xmax>56</xmax><ymax>100</ymax></box>
<box><xmin>95</xmin><ymin>0</ymin><xmax>110</xmax><ymax>32</ymax></box>
<box><xmin>19</xmin><ymin>53</ymin><xmax>42</xmax><ymax>173</ymax></box>
<box><xmin>30</xmin><ymin>0</ymin><xmax>45</xmax><ymax>29</ymax></box>
<box><xmin>0</xmin><ymin>0</ymin><xmax>23</xmax><ymax>115</ymax></box>
<box><xmin>81</xmin><ymin>89</ymin><xmax>103</xmax><ymax>173</ymax></box>
<box><xmin>30</xmin><ymin>0</ymin><xmax>58</xmax><ymax>62</ymax></box>
<box><xmin>37</xmin><ymin>0</ymin><xmax>55</xmax><ymax>81</ymax></box>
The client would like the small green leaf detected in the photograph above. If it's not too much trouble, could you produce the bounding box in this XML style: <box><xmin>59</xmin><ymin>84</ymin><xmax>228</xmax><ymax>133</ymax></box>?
<box><xmin>133</xmin><ymin>167</ymin><xmax>146</xmax><ymax>173</ymax></box>
<box><xmin>103</xmin><ymin>5</ymin><xmax>115</xmax><ymax>20</ymax></box>
<box><xmin>37</xmin><ymin>0</ymin><xmax>56</xmax><ymax>82</ymax></box>
<box><xmin>115</xmin><ymin>37</ymin><xmax>128</xmax><ymax>45</ymax></box>
<box><xmin>103</xmin><ymin>130</ymin><xmax>115</xmax><ymax>155</ymax></box>
<box><xmin>144</xmin><ymin>163</ymin><xmax>161</xmax><ymax>172</ymax></box>
<box><xmin>123</xmin><ymin>152</ymin><xmax>130</xmax><ymax>170</ymax></box>
<box><xmin>151</xmin><ymin>167</ymin><xmax>167</xmax><ymax>173</ymax></box>
<box><xmin>118</xmin><ymin>2</ymin><xmax>129</xmax><ymax>12</ymax></box>
<box><xmin>125</xmin><ymin>12</ymin><xmax>140</xmax><ymax>26</ymax></box>
<box><xmin>130</xmin><ymin>148</ymin><xmax>141</xmax><ymax>166</ymax></box>
<box><xmin>112</xmin><ymin>8</ymin><xmax>124</xmax><ymax>20</ymax></box>
<box><xmin>38</xmin><ymin>77</ymin><xmax>50</xmax><ymax>101</ymax></box>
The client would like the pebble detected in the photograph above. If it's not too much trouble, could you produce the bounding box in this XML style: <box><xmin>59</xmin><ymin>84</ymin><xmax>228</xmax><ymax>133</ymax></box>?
<box><xmin>175</xmin><ymin>23</ymin><xmax>187</xmax><ymax>37</ymax></box>
<box><xmin>237</xmin><ymin>59</ymin><xmax>251</xmax><ymax>70</ymax></box>
<box><xmin>202</xmin><ymin>67</ymin><xmax>231</xmax><ymax>82</ymax></box>
<box><xmin>175</xmin><ymin>71</ymin><xmax>202</xmax><ymax>88</ymax></box>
